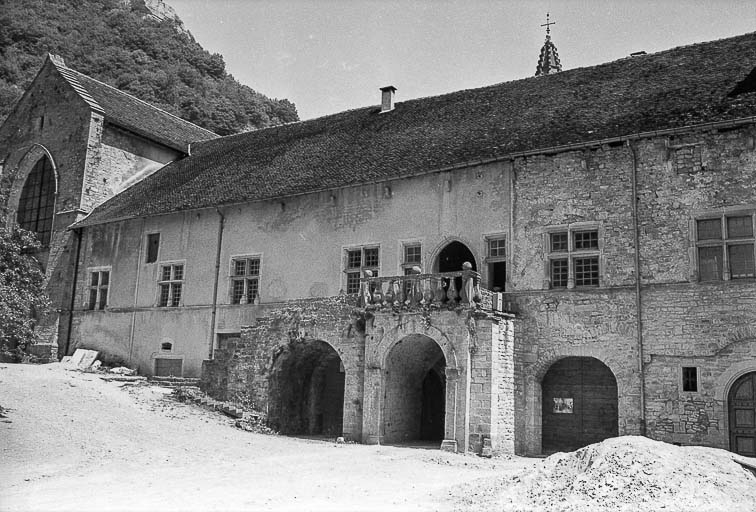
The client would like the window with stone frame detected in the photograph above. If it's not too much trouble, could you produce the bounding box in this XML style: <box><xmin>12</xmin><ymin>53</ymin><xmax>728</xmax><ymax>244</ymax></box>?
<box><xmin>401</xmin><ymin>242</ymin><xmax>422</xmax><ymax>296</ymax></box>
<box><xmin>230</xmin><ymin>256</ymin><xmax>260</xmax><ymax>304</ymax></box>
<box><xmin>682</xmin><ymin>366</ymin><xmax>698</xmax><ymax>392</ymax></box>
<box><xmin>145</xmin><ymin>233</ymin><xmax>160</xmax><ymax>263</ymax></box>
<box><xmin>87</xmin><ymin>268</ymin><xmax>110</xmax><ymax>310</ymax></box>
<box><xmin>158</xmin><ymin>262</ymin><xmax>184</xmax><ymax>307</ymax></box>
<box><xmin>546</xmin><ymin>225</ymin><xmax>601</xmax><ymax>289</ymax></box>
<box><xmin>17</xmin><ymin>157</ymin><xmax>55</xmax><ymax>247</ymax></box>
<box><xmin>696</xmin><ymin>212</ymin><xmax>756</xmax><ymax>281</ymax></box>
<box><xmin>345</xmin><ymin>246</ymin><xmax>379</xmax><ymax>294</ymax></box>
<box><xmin>485</xmin><ymin>236</ymin><xmax>507</xmax><ymax>291</ymax></box>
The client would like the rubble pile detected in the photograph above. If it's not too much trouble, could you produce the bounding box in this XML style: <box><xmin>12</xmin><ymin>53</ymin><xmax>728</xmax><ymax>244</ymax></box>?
<box><xmin>499</xmin><ymin>436</ymin><xmax>756</xmax><ymax>511</ymax></box>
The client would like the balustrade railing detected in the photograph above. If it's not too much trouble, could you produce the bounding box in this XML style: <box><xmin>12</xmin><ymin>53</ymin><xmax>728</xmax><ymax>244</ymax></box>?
<box><xmin>358</xmin><ymin>268</ymin><xmax>484</xmax><ymax>309</ymax></box>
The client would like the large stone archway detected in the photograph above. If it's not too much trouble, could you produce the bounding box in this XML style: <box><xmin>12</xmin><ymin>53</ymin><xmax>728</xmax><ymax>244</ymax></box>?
<box><xmin>267</xmin><ymin>339</ymin><xmax>345</xmax><ymax>436</ymax></box>
<box><xmin>381</xmin><ymin>334</ymin><xmax>447</xmax><ymax>444</ymax></box>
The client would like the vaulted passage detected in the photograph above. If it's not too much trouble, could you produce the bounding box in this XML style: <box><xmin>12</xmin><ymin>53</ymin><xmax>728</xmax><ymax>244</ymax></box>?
<box><xmin>542</xmin><ymin>357</ymin><xmax>618</xmax><ymax>453</ymax></box>
<box><xmin>729</xmin><ymin>372</ymin><xmax>756</xmax><ymax>457</ymax></box>
<box><xmin>267</xmin><ymin>340</ymin><xmax>345</xmax><ymax>436</ymax></box>
<box><xmin>383</xmin><ymin>334</ymin><xmax>446</xmax><ymax>444</ymax></box>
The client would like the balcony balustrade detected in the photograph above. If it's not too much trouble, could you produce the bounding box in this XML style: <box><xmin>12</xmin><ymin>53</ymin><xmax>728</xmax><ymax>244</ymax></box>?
<box><xmin>358</xmin><ymin>264</ymin><xmax>486</xmax><ymax>310</ymax></box>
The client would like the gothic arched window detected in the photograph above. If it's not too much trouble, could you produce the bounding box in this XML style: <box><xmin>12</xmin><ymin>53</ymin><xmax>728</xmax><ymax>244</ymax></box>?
<box><xmin>17</xmin><ymin>157</ymin><xmax>55</xmax><ymax>247</ymax></box>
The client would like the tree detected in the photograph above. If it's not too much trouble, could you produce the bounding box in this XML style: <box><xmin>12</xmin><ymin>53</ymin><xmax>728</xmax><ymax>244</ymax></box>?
<box><xmin>0</xmin><ymin>225</ymin><xmax>51</xmax><ymax>359</ymax></box>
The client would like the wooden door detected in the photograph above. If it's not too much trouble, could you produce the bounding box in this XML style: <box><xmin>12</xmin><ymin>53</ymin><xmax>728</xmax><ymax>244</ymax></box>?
<box><xmin>542</xmin><ymin>357</ymin><xmax>618</xmax><ymax>453</ymax></box>
<box><xmin>729</xmin><ymin>372</ymin><xmax>756</xmax><ymax>457</ymax></box>
<box><xmin>154</xmin><ymin>358</ymin><xmax>182</xmax><ymax>377</ymax></box>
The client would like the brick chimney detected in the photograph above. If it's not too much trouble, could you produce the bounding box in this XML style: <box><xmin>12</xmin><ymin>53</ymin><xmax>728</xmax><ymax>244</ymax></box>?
<box><xmin>380</xmin><ymin>86</ymin><xmax>396</xmax><ymax>113</ymax></box>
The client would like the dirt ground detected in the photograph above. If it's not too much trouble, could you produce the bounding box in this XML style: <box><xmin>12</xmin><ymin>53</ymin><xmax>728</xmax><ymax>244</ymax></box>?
<box><xmin>0</xmin><ymin>363</ymin><xmax>529</xmax><ymax>512</ymax></box>
<box><xmin>2</xmin><ymin>363</ymin><xmax>755</xmax><ymax>512</ymax></box>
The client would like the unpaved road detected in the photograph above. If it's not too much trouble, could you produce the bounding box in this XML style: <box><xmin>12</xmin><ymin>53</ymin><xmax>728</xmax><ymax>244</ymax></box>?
<box><xmin>0</xmin><ymin>363</ymin><xmax>531</xmax><ymax>512</ymax></box>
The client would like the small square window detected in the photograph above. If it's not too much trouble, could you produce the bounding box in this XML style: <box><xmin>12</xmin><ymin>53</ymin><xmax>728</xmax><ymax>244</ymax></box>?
<box><xmin>698</xmin><ymin>246</ymin><xmax>722</xmax><ymax>281</ymax></box>
<box><xmin>551</xmin><ymin>232</ymin><xmax>568</xmax><ymax>252</ymax></box>
<box><xmin>682</xmin><ymin>367</ymin><xmax>698</xmax><ymax>392</ymax></box>
<box><xmin>404</xmin><ymin>244</ymin><xmax>422</xmax><ymax>264</ymax></box>
<box><xmin>574</xmin><ymin>231</ymin><xmax>598</xmax><ymax>250</ymax></box>
<box><xmin>574</xmin><ymin>256</ymin><xmax>599</xmax><ymax>286</ymax></box>
<box><xmin>697</xmin><ymin>219</ymin><xmax>722</xmax><ymax>241</ymax></box>
<box><xmin>550</xmin><ymin>259</ymin><xmax>568</xmax><ymax>288</ymax></box>
<box><xmin>488</xmin><ymin>238</ymin><xmax>506</xmax><ymax>258</ymax></box>
<box><xmin>364</xmin><ymin>247</ymin><xmax>379</xmax><ymax>267</ymax></box>
<box><xmin>727</xmin><ymin>216</ymin><xmax>753</xmax><ymax>239</ymax></box>
<box><xmin>347</xmin><ymin>250</ymin><xmax>361</xmax><ymax>269</ymax></box>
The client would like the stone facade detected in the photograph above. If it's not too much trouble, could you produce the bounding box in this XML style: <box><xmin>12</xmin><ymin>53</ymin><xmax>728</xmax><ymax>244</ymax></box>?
<box><xmin>0</xmin><ymin>56</ymin><xmax>192</xmax><ymax>358</ymax></box>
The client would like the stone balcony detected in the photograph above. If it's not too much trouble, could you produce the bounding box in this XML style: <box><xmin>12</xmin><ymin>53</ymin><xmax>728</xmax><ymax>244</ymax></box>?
<box><xmin>357</xmin><ymin>265</ymin><xmax>517</xmax><ymax>315</ymax></box>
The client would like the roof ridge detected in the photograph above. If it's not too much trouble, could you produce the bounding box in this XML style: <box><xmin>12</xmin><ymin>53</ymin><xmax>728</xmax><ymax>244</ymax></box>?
<box><xmin>60</xmin><ymin>63</ymin><xmax>216</xmax><ymax>137</ymax></box>
<box><xmin>49</xmin><ymin>59</ymin><xmax>104</xmax><ymax>114</ymax></box>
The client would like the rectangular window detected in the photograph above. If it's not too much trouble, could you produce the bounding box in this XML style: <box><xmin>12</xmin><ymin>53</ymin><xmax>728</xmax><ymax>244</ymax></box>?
<box><xmin>230</xmin><ymin>256</ymin><xmax>260</xmax><ymax>304</ymax></box>
<box><xmin>87</xmin><ymin>269</ymin><xmax>109</xmax><ymax>310</ymax></box>
<box><xmin>146</xmin><ymin>233</ymin><xmax>160</xmax><ymax>263</ymax></box>
<box><xmin>404</xmin><ymin>244</ymin><xmax>422</xmax><ymax>265</ymax></box>
<box><xmin>682</xmin><ymin>367</ymin><xmax>698</xmax><ymax>392</ymax></box>
<box><xmin>345</xmin><ymin>246</ymin><xmax>379</xmax><ymax>294</ymax></box>
<box><xmin>547</xmin><ymin>226</ymin><xmax>600</xmax><ymax>288</ymax></box>
<box><xmin>485</xmin><ymin>236</ymin><xmax>506</xmax><ymax>291</ymax></box>
<box><xmin>158</xmin><ymin>263</ymin><xmax>184</xmax><ymax>307</ymax></box>
<box><xmin>696</xmin><ymin>213</ymin><xmax>756</xmax><ymax>281</ymax></box>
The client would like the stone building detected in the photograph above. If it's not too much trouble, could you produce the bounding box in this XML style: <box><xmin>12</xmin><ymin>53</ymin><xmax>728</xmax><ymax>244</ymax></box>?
<box><xmin>0</xmin><ymin>54</ymin><xmax>217</xmax><ymax>357</ymax></box>
<box><xmin>3</xmin><ymin>33</ymin><xmax>756</xmax><ymax>458</ymax></box>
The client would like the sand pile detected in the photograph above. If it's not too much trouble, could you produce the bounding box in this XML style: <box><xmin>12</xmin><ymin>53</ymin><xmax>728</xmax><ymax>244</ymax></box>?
<box><xmin>495</xmin><ymin>436</ymin><xmax>756</xmax><ymax>511</ymax></box>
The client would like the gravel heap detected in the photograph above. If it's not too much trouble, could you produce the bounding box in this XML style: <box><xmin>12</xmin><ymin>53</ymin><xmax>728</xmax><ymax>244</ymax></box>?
<box><xmin>496</xmin><ymin>436</ymin><xmax>756</xmax><ymax>511</ymax></box>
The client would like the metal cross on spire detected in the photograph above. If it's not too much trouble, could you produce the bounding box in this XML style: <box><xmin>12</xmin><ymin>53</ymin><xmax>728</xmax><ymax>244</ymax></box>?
<box><xmin>541</xmin><ymin>12</ymin><xmax>556</xmax><ymax>36</ymax></box>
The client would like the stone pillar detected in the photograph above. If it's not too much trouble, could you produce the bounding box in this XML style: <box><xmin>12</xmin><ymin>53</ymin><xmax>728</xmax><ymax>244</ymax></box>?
<box><xmin>361</xmin><ymin>367</ymin><xmax>384</xmax><ymax>444</ymax></box>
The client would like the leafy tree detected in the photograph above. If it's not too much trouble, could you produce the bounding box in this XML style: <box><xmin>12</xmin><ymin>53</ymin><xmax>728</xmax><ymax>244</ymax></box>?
<box><xmin>0</xmin><ymin>225</ymin><xmax>51</xmax><ymax>358</ymax></box>
<box><xmin>0</xmin><ymin>0</ymin><xmax>299</xmax><ymax>135</ymax></box>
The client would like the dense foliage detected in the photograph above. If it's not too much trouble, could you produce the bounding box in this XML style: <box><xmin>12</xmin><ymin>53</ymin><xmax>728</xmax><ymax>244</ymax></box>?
<box><xmin>0</xmin><ymin>0</ymin><xmax>298</xmax><ymax>135</ymax></box>
<box><xmin>0</xmin><ymin>225</ymin><xmax>51</xmax><ymax>354</ymax></box>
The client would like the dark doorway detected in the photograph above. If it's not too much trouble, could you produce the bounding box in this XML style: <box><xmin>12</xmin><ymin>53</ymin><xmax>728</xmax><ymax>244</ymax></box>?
<box><xmin>420</xmin><ymin>366</ymin><xmax>446</xmax><ymax>441</ymax></box>
<box><xmin>437</xmin><ymin>241</ymin><xmax>476</xmax><ymax>272</ymax></box>
<box><xmin>383</xmin><ymin>334</ymin><xmax>446</xmax><ymax>444</ymax></box>
<box><xmin>729</xmin><ymin>372</ymin><xmax>756</xmax><ymax>457</ymax></box>
<box><xmin>542</xmin><ymin>357</ymin><xmax>618</xmax><ymax>453</ymax></box>
<box><xmin>267</xmin><ymin>340</ymin><xmax>345</xmax><ymax>436</ymax></box>
<box><xmin>437</xmin><ymin>241</ymin><xmax>476</xmax><ymax>301</ymax></box>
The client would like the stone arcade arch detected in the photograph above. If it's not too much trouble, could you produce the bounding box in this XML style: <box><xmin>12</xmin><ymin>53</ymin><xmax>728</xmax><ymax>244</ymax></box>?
<box><xmin>541</xmin><ymin>356</ymin><xmax>618</xmax><ymax>453</ymax></box>
<box><xmin>267</xmin><ymin>340</ymin><xmax>345</xmax><ymax>436</ymax></box>
<box><xmin>728</xmin><ymin>371</ymin><xmax>756</xmax><ymax>457</ymax></box>
<box><xmin>382</xmin><ymin>334</ymin><xmax>447</xmax><ymax>444</ymax></box>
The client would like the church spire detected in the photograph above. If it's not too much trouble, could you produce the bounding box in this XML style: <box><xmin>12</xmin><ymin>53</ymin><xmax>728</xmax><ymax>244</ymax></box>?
<box><xmin>535</xmin><ymin>13</ymin><xmax>562</xmax><ymax>77</ymax></box>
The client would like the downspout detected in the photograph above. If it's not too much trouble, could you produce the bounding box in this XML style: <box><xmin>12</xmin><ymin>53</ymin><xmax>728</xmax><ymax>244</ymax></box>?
<box><xmin>127</xmin><ymin>219</ymin><xmax>146</xmax><ymax>366</ymax></box>
<box><xmin>208</xmin><ymin>208</ymin><xmax>225</xmax><ymax>359</ymax></box>
<box><xmin>628</xmin><ymin>140</ymin><xmax>647</xmax><ymax>436</ymax></box>
<box><xmin>63</xmin><ymin>228</ymin><xmax>83</xmax><ymax>357</ymax></box>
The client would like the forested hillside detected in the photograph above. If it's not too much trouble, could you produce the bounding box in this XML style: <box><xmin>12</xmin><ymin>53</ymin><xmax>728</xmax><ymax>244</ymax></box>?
<box><xmin>0</xmin><ymin>0</ymin><xmax>299</xmax><ymax>135</ymax></box>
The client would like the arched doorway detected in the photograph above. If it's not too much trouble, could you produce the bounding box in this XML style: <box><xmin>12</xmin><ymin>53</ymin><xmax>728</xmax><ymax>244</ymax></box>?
<box><xmin>542</xmin><ymin>357</ymin><xmax>618</xmax><ymax>453</ymax></box>
<box><xmin>267</xmin><ymin>340</ymin><xmax>345</xmax><ymax>436</ymax></box>
<box><xmin>436</xmin><ymin>241</ymin><xmax>476</xmax><ymax>302</ymax></box>
<box><xmin>436</xmin><ymin>241</ymin><xmax>476</xmax><ymax>273</ymax></box>
<box><xmin>383</xmin><ymin>334</ymin><xmax>446</xmax><ymax>444</ymax></box>
<box><xmin>729</xmin><ymin>372</ymin><xmax>756</xmax><ymax>457</ymax></box>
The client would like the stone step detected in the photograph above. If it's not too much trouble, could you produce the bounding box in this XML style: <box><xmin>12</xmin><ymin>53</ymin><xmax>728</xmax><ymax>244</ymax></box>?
<box><xmin>149</xmin><ymin>376</ymin><xmax>200</xmax><ymax>387</ymax></box>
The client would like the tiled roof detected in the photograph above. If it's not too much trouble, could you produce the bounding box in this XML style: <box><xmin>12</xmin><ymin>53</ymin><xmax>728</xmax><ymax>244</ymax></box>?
<box><xmin>76</xmin><ymin>32</ymin><xmax>756</xmax><ymax>228</ymax></box>
<box><xmin>50</xmin><ymin>56</ymin><xmax>217</xmax><ymax>152</ymax></box>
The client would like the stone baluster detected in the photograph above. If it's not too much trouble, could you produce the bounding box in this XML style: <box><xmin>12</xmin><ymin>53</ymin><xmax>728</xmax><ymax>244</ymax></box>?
<box><xmin>360</xmin><ymin>270</ymin><xmax>373</xmax><ymax>307</ymax></box>
<box><xmin>394</xmin><ymin>278</ymin><xmax>404</xmax><ymax>306</ymax></box>
<box><xmin>372</xmin><ymin>279</ymin><xmax>383</xmax><ymax>305</ymax></box>
<box><xmin>383</xmin><ymin>279</ymin><xmax>394</xmax><ymax>306</ymax></box>
<box><xmin>461</xmin><ymin>262</ymin><xmax>475</xmax><ymax>304</ymax></box>
<box><xmin>446</xmin><ymin>276</ymin><xmax>459</xmax><ymax>303</ymax></box>
<box><xmin>421</xmin><ymin>276</ymin><xmax>434</xmax><ymax>305</ymax></box>
<box><xmin>433</xmin><ymin>277</ymin><xmax>446</xmax><ymax>305</ymax></box>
